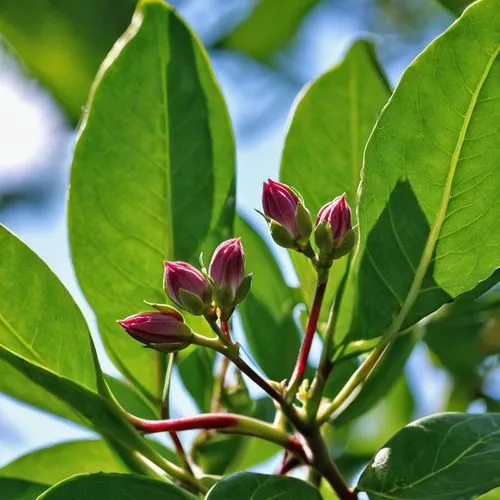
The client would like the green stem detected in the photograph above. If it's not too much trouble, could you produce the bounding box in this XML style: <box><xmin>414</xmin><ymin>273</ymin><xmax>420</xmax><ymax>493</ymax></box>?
<box><xmin>316</xmin><ymin>336</ymin><xmax>391</xmax><ymax>425</ymax></box>
<box><xmin>305</xmin><ymin>427</ymin><xmax>356</xmax><ymax>499</ymax></box>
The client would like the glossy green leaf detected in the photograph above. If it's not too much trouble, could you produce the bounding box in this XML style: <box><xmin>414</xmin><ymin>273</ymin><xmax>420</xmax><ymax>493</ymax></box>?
<box><xmin>206</xmin><ymin>472</ymin><xmax>322</xmax><ymax>500</ymax></box>
<box><xmin>236</xmin><ymin>215</ymin><xmax>301</xmax><ymax>380</ymax></box>
<box><xmin>349</xmin><ymin>0</ymin><xmax>500</xmax><ymax>341</ymax></box>
<box><xmin>37</xmin><ymin>473</ymin><xmax>196</xmax><ymax>500</ymax></box>
<box><xmin>0</xmin><ymin>0</ymin><xmax>134</xmax><ymax>122</ymax></box>
<box><xmin>438</xmin><ymin>0</ymin><xmax>474</xmax><ymax>16</ymax></box>
<box><xmin>177</xmin><ymin>346</ymin><xmax>215</xmax><ymax>412</ymax></box>
<box><xmin>280</xmin><ymin>40</ymin><xmax>390</xmax><ymax>317</ymax></box>
<box><xmin>0</xmin><ymin>478</ymin><xmax>47</xmax><ymax>500</ymax></box>
<box><xmin>0</xmin><ymin>440</ymin><xmax>130</xmax><ymax>485</ymax></box>
<box><xmin>69</xmin><ymin>0</ymin><xmax>235</xmax><ymax>402</ymax></box>
<box><xmin>0</xmin><ymin>225</ymin><xmax>100</xmax><ymax>423</ymax></box>
<box><xmin>358</xmin><ymin>413</ymin><xmax>500</xmax><ymax>499</ymax></box>
<box><xmin>218</xmin><ymin>0</ymin><xmax>318</xmax><ymax>61</ymax></box>
<box><xmin>0</xmin><ymin>227</ymin><xmax>176</xmax><ymax>471</ymax></box>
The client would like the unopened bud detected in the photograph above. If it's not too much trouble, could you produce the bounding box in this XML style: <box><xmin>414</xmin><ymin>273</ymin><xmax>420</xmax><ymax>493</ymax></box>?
<box><xmin>117</xmin><ymin>310</ymin><xmax>192</xmax><ymax>353</ymax></box>
<box><xmin>262</xmin><ymin>179</ymin><xmax>312</xmax><ymax>249</ymax></box>
<box><xmin>164</xmin><ymin>261</ymin><xmax>212</xmax><ymax>315</ymax></box>
<box><xmin>314</xmin><ymin>194</ymin><xmax>354</xmax><ymax>262</ymax></box>
<box><xmin>209</xmin><ymin>238</ymin><xmax>252</xmax><ymax>318</ymax></box>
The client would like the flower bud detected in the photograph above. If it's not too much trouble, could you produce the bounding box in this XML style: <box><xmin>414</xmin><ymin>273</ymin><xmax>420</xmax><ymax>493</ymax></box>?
<box><xmin>262</xmin><ymin>179</ymin><xmax>312</xmax><ymax>248</ymax></box>
<box><xmin>118</xmin><ymin>311</ymin><xmax>193</xmax><ymax>353</ymax></box>
<box><xmin>209</xmin><ymin>238</ymin><xmax>252</xmax><ymax>318</ymax></box>
<box><xmin>164</xmin><ymin>261</ymin><xmax>212</xmax><ymax>315</ymax></box>
<box><xmin>314</xmin><ymin>193</ymin><xmax>355</xmax><ymax>262</ymax></box>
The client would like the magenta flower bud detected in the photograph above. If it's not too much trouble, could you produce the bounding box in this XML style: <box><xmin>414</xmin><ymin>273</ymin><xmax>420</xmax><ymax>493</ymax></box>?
<box><xmin>314</xmin><ymin>193</ymin><xmax>354</xmax><ymax>262</ymax></box>
<box><xmin>262</xmin><ymin>179</ymin><xmax>300</xmax><ymax>238</ymax></box>
<box><xmin>209</xmin><ymin>238</ymin><xmax>251</xmax><ymax>318</ymax></box>
<box><xmin>261</xmin><ymin>179</ymin><xmax>313</xmax><ymax>249</ymax></box>
<box><xmin>118</xmin><ymin>311</ymin><xmax>192</xmax><ymax>352</ymax></box>
<box><xmin>209</xmin><ymin>238</ymin><xmax>244</xmax><ymax>296</ymax></box>
<box><xmin>164</xmin><ymin>261</ymin><xmax>212</xmax><ymax>315</ymax></box>
<box><xmin>316</xmin><ymin>193</ymin><xmax>352</xmax><ymax>243</ymax></box>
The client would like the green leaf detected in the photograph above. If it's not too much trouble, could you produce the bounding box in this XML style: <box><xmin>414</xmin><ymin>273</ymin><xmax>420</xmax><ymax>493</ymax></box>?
<box><xmin>105</xmin><ymin>375</ymin><xmax>158</xmax><ymax>419</ymax></box>
<box><xmin>69</xmin><ymin>0</ymin><xmax>235</xmax><ymax>402</ymax></box>
<box><xmin>349</xmin><ymin>0</ymin><xmax>500</xmax><ymax>341</ymax></box>
<box><xmin>0</xmin><ymin>225</ymin><xmax>100</xmax><ymax>422</ymax></box>
<box><xmin>236</xmin><ymin>215</ymin><xmax>301</xmax><ymax>381</ymax></box>
<box><xmin>206</xmin><ymin>472</ymin><xmax>322</xmax><ymax>500</ymax></box>
<box><xmin>37</xmin><ymin>473</ymin><xmax>196</xmax><ymax>500</ymax></box>
<box><xmin>438</xmin><ymin>0</ymin><xmax>475</xmax><ymax>16</ymax></box>
<box><xmin>358</xmin><ymin>413</ymin><xmax>500</xmax><ymax>499</ymax></box>
<box><xmin>0</xmin><ymin>227</ymin><xmax>176</xmax><ymax>473</ymax></box>
<box><xmin>424</xmin><ymin>293</ymin><xmax>500</xmax><ymax>380</ymax></box>
<box><xmin>217</xmin><ymin>0</ymin><xmax>319</xmax><ymax>61</ymax></box>
<box><xmin>280</xmin><ymin>40</ymin><xmax>390</xmax><ymax>319</ymax></box>
<box><xmin>0</xmin><ymin>440</ymin><xmax>130</xmax><ymax>485</ymax></box>
<box><xmin>0</xmin><ymin>0</ymin><xmax>134</xmax><ymax>122</ymax></box>
<box><xmin>0</xmin><ymin>478</ymin><xmax>47</xmax><ymax>500</ymax></box>
<box><xmin>177</xmin><ymin>346</ymin><xmax>215</xmax><ymax>412</ymax></box>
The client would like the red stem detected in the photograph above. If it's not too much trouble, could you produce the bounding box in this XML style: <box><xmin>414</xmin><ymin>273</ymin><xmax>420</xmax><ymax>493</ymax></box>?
<box><xmin>221</xmin><ymin>319</ymin><xmax>231</xmax><ymax>339</ymax></box>
<box><xmin>131</xmin><ymin>413</ymin><xmax>239</xmax><ymax>433</ymax></box>
<box><xmin>128</xmin><ymin>413</ymin><xmax>308</xmax><ymax>460</ymax></box>
<box><xmin>289</xmin><ymin>281</ymin><xmax>327</xmax><ymax>390</ymax></box>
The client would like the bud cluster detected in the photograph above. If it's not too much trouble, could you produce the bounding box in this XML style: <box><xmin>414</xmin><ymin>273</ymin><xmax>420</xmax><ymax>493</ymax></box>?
<box><xmin>261</xmin><ymin>179</ymin><xmax>354</xmax><ymax>266</ymax></box>
<box><xmin>118</xmin><ymin>238</ymin><xmax>251</xmax><ymax>351</ymax></box>
<box><xmin>117</xmin><ymin>181</ymin><xmax>354</xmax><ymax>354</ymax></box>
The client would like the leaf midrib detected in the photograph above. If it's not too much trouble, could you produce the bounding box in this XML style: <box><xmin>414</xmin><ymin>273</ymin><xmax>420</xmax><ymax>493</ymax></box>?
<box><xmin>386</xmin><ymin>43</ymin><xmax>500</xmax><ymax>339</ymax></box>
<box><xmin>152</xmin><ymin>6</ymin><xmax>174</xmax><ymax>261</ymax></box>
<box><xmin>0</xmin><ymin>311</ymin><xmax>44</xmax><ymax>364</ymax></box>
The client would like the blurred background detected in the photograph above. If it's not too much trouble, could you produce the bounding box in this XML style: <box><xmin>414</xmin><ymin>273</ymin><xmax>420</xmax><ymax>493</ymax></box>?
<box><xmin>1</xmin><ymin>0</ymin><xmax>499</xmax><ymax>486</ymax></box>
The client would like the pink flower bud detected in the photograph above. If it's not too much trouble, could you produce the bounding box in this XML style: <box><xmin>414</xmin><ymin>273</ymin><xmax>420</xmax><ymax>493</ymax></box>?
<box><xmin>262</xmin><ymin>179</ymin><xmax>300</xmax><ymax>239</ymax></box>
<box><xmin>316</xmin><ymin>193</ymin><xmax>352</xmax><ymax>245</ymax></box>
<box><xmin>118</xmin><ymin>311</ymin><xmax>192</xmax><ymax>351</ymax></box>
<box><xmin>209</xmin><ymin>238</ymin><xmax>245</xmax><ymax>298</ymax></box>
<box><xmin>164</xmin><ymin>261</ymin><xmax>212</xmax><ymax>315</ymax></box>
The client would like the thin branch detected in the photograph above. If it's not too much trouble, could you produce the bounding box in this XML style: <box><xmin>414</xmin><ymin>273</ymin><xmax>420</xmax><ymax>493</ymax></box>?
<box><xmin>286</xmin><ymin>280</ymin><xmax>328</xmax><ymax>400</ymax></box>
<box><xmin>128</xmin><ymin>412</ymin><xmax>308</xmax><ymax>460</ymax></box>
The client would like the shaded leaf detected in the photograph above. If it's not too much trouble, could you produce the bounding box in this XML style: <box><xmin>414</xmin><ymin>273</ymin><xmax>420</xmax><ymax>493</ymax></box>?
<box><xmin>0</xmin><ymin>478</ymin><xmax>47</xmax><ymax>500</ymax></box>
<box><xmin>0</xmin><ymin>440</ymin><xmax>130</xmax><ymax>485</ymax></box>
<box><xmin>438</xmin><ymin>0</ymin><xmax>475</xmax><ymax>16</ymax></box>
<box><xmin>177</xmin><ymin>346</ymin><xmax>215</xmax><ymax>412</ymax></box>
<box><xmin>218</xmin><ymin>0</ymin><xmax>319</xmax><ymax>61</ymax></box>
<box><xmin>280</xmin><ymin>40</ymin><xmax>390</xmax><ymax>322</ymax></box>
<box><xmin>0</xmin><ymin>0</ymin><xmax>134</xmax><ymax>122</ymax></box>
<box><xmin>69</xmin><ymin>0</ymin><xmax>235</xmax><ymax>402</ymax></box>
<box><xmin>206</xmin><ymin>472</ymin><xmax>322</xmax><ymax>499</ymax></box>
<box><xmin>358</xmin><ymin>413</ymin><xmax>500</xmax><ymax>499</ymax></box>
<box><xmin>37</xmin><ymin>473</ymin><xmax>196</xmax><ymax>500</ymax></box>
<box><xmin>349</xmin><ymin>0</ymin><xmax>500</xmax><ymax>340</ymax></box>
